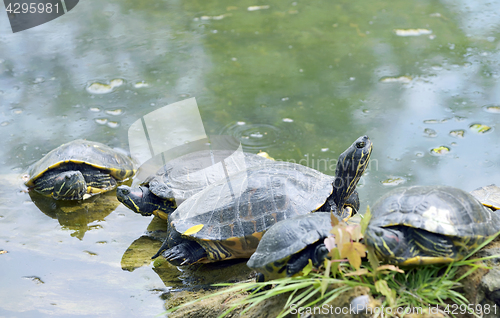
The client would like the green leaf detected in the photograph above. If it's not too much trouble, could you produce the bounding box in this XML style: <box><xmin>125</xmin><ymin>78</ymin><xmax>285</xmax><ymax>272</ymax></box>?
<box><xmin>375</xmin><ymin>280</ymin><xmax>395</xmax><ymax>306</ymax></box>
<box><xmin>366</xmin><ymin>246</ymin><xmax>379</xmax><ymax>270</ymax></box>
<box><xmin>329</xmin><ymin>249</ymin><xmax>340</xmax><ymax>277</ymax></box>
<box><xmin>321</xmin><ymin>260</ymin><xmax>332</xmax><ymax>297</ymax></box>
<box><xmin>360</xmin><ymin>205</ymin><xmax>372</xmax><ymax>234</ymax></box>
<box><xmin>301</xmin><ymin>259</ymin><xmax>313</xmax><ymax>276</ymax></box>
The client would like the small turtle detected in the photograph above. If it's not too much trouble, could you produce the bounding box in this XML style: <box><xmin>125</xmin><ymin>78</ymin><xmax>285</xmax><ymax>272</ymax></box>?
<box><xmin>153</xmin><ymin>135</ymin><xmax>372</xmax><ymax>266</ymax></box>
<box><xmin>364</xmin><ymin>185</ymin><xmax>500</xmax><ymax>266</ymax></box>
<box><xmin>247</xmin><ymin>212</ymin><xmax>333</xmax><ymax>282</ymax></box>
<box><xmin>116</xmin><ymin>150</ymin><xmax>272</xmax><ymax>219</ymax></box>
<box><xmin>25</xmin><ymin>140</ymin><xmax>135</xmax><ymax>200</ymax></box>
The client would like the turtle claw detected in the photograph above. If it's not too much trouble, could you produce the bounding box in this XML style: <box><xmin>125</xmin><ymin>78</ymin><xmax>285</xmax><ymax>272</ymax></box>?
<box><xmin>156</xmin><ymin>241</ymin><xmax>207</xmax><ymax>266</ymax></box>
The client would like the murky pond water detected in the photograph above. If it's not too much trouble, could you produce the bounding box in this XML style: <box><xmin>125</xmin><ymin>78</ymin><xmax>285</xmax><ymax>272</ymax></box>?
<box><xmin>1</xmin><ymin>0</ymin><xmax>499</xmax><ymax>316</ymax></box>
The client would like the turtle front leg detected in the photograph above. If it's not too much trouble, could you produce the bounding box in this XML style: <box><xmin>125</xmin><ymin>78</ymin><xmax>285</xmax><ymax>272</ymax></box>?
<box><xmin>52</xmin><ymin>171</ymin><xmax>87</xmax><ymax>200</ymax></box>
<box><xmin>286</xmin><ymin>242</ymin><xmax>329</xmax><ymax>277</ymax></box>
<box><xmin>85</xmin><ymin>172</ymin><xmax>117</xmax><ymax>194</ymax></box>
<box><xmin>156</xmin><ymin>241</ymin><xmax>207</xmax><ymax>266</ymax></box>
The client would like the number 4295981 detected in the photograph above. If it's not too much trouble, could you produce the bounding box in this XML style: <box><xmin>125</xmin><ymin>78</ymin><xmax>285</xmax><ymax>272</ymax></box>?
<box><xmin>6</xmin><ymin>2</ymin><xmax>59</xmax><ymax>14</ymax></box>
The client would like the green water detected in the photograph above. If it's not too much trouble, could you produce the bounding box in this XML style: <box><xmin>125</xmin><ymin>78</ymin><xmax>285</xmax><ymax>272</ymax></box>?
<box><xmin>0</xmin><ymin>0</ymin><xmax>499</xmax><ymax>316</ymax></box>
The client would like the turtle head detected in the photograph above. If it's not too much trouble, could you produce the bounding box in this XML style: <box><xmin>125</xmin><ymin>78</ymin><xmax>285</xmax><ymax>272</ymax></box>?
<box><xmin>331</xmin><ymin>135</ymin><xmax>372</xmax><ymax>215</ymax></box>
<box><xmin>364</xmin><ymin>225</ymin><xmax>406</xmax><ymax>264</ymax></box>
<box><xmin>117</xmin><ymin>185</ymin><xmax>176</xmax><ymax>217</ymax></box>
<box><xmin>52</xmin><ymin>171</ymin><xmax>86</xmax><ymax>200</ymax></box>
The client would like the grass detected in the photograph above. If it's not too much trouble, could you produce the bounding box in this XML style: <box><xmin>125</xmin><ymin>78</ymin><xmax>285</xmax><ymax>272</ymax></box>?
<box><xmin>164</xmin><ymin>206</ymin><xmax>500</xmax><ymax>318</ymax></box>
<box><xmin>164</xmin><ymin>230</ymin><xmax>500</xmax><ymax>318</ymax></box>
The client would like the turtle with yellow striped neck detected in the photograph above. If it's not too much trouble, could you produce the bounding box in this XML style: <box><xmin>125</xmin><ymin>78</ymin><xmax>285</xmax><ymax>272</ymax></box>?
<box><xmin>153</xmin><ymin>135</ymin><xmax>372</xmax><ymax>266</ymax></box>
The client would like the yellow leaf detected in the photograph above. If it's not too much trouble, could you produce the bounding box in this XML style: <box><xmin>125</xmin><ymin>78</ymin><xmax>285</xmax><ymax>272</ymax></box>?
<box><xmin>345</xmin><ymin>225</ymin><xmax>363</xmax><ymax>242</ymax></box>
<box><xmin>330</xmin><ymin>211</ymin><xmax>339</xmax><ymax>227</ymax></box>
<box><xmin>352</xmin><ymin>242</ymin><xmax>367</xmax><ymax>258</ymax></box>
<box><xmin>376</xmin><ymin>264</ymin><xmax>404</xmax><ymax>274</ymax></box>
<box><xmin>344</xmin><ymin>268</ymin><xmax>370</xmax><ymax>277</ymax></box>
<box><xmin>183</xmin><ymin>224</ymin><xmax>204</xmax><ymax>235</ymax></box>
<box><xmin>341</xmin><ymin>243</ymin><xmax>362</xmax><ymax>269</ymax></box>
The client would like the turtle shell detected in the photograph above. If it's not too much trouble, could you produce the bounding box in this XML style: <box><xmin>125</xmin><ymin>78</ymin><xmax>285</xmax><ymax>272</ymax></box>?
<box><xmin>170</xmin><ymin>161</ymin><xmax>335</xmax><ymax>254</ymax></box>
<box><xmin>26</xmin><ymin>139</ymin><xmax>135</xmax><ymax>187</ymax></box>
<box><xmin>144</xmin><ymin>150</ymin><xmax>270</xmax><ymax>203</ymax></box>
<box><xmin>247</xmin><ymin>212</ymin><xmax>332</xmax><ymax>270</ymax></box>
<box><xmin>368</xmin><ymin>185</ymin><xmax>500</xmax><ymax>238</ymax></box>
<box><xmin>471</xmin><ymin>184</ymin><xmax>500</xmax><ymax>211</ymax></box>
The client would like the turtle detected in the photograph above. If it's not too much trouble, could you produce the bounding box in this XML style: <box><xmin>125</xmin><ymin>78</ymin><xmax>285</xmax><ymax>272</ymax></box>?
<box><xmin>470</xmin><ymin>184</ymin><xmax>500</xmax><ymax>211</ymax></box>
<box><xmin>25</xmin><ymin>139</ymin><xmax>135</xmax><ymax>200</ymax></box>
<box><xmin>152</xmin><ymin>135</ymin><xmax>372</xmax><ymax>266</ymax></box>
<box><xmin>364</xmin><ymin>185</ymin><xmax>500</xmax><ymax>266</ymax></box>
<box><xmin>247</xmin><ymin>212</ymin><xmax>333</xmax><ymax>282</ymax></box>
<box><xmin>116</xmin><ymin>150</ymin><xmax>273</xmax><ymax>219</ymax></box>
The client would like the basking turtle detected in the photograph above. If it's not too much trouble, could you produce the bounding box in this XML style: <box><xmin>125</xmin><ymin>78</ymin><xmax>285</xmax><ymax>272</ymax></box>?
<box><xmin>364</xmin><ymin>185</ymin><xmax>500</xmax><ymax>266</ymax></box>
<box><xmin>247</xmin><ymin>212</ymin><xmax>332</xmax><ymax>282</ymax></box>
<box><xmin>153</xmin><ymin>135</ymin><xmax>372</xmax><ymax>266</ymax></box>
<box><xmin>25</xmin><ymin>140</ymin><xmax>135</xmax><ymax>200</ymax></box>
<box><xmin>116</xmin><ymin>150</ymin><xmax>272</xmax><ymax>219</ymax></box>
<box><xmin>470</xmin><ymin>184</ymin><xmax>500</xmax><ymax>211</ymax></box>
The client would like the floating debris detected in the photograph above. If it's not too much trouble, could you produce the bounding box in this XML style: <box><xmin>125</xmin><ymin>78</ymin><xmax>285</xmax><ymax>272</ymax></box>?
<box><xmin>423</xmin><ymin>128</ymin><xmax>437</xmax><ymax>138</ymax></box>
<box><xmin>381</xmin><ymin>177</ymin><xmax>406</xmax><ymax>186</ymax></box>
<box><xmin>394</xmin><ymin>29</ymin><xmax>432</xmax><ymax>36</ymax></box>
<box><xmin>248</xmin><ymin>5</ymin><xmax>270</xmax><ymax>11</ymax></box>
<box><xmin>89</xmin><ymin>107</ymin><xmax>100</xmax><ymax>112</ymax></box>
<box><xmin>423</xmin><ymin>119</ymin><xmax>440</xmax><ymax>124</ymax></box>
<box><xmin>105</xmin><ymin>109</ymin><xmax>123</xmax><ymax>116</ymax></box>
<box><xmin>250</xmin><ymin>132</ymin><xmax>264</xmax><ymax>138</ymax></box>
<box><xmin>84</xmin><ymin>250</ymin><xmax>98</xmax><ymax>256</ymax></box>
<box><xmin>379</xmin><ymin>75</ymin><xmax>412</xmax><ymax>83</ymax></box>
<box><xmin>200</xmin><ymin>14</ymin><xmax>230</xmax><ymax>20</ymax></box>
<box><xmin>484</xmin><ymin>105</ymin><xmax>500</xmax><ymax>114</ymax></box>
<box><xmin>423</xmin><ymin>118</ymin><xmax>449</xmax><ymax>124</ymax></box>
<box><xmin>430</xmin><ymin>146</ymin><xmax>450</xmax><ymax>155</ymax></box>
<box><xmin>0</xmin><ymin>250</ymin><xmax>7</xmax><ymax>254</ymax></box>
<box><xmin>470</xmin><ymin>124</ymin><xmax>492</xmax><ymax>134</ymax></box>
<box><xmin>95</xmin><ymin>118</ymin><xmax>108</xmax><ymax>125</ymax></box>
<box><xmin>320</xmin><ymin>148</ymin><xmax>329</xmax><ymax>152</ymax></box>
<box><xmin>109</xmin><ymin>78</ymin><xmax>124</xmax><ymax>87</ymax></box>
<box><xmin>1</xmin><ymin>121</ymin><xmax>9</xmax><ymax>126</ymax></box>
<box><xmin>23</xmin><ymin>276</ymin><xmax>44</xmax><ymax>284</ymax></box>
<box><xmin>87</xmin><ymin>79</ymin><xmax>123</xmax><ymax>94</ymax></box>
<box><xmin>282</xmin><ymin>118</ymin><xmax>293</xmax><ymax>123</ymax></box>
<box><xmin>449</xmin><ymin>130</ymin><xmax>465</xmax><ymax>138</ymax></box>
<box><xmin>236</xmin><ymin>121</ymin><xmax>246</xmax><ymax>125</ymax></box>
<box><xmin>134</xmin><ymin>81</ymin><xmax>149</xmax><ymax>88</ymax></box>
<box><xmin>107</xmin><ymin>121</ymin><xmax>119</xmax><ymax>128</ymax></box>
<box><xmin>257</xmin><ymin>151</ymin><xmax>274</xmax><ymax>160</ymax></box>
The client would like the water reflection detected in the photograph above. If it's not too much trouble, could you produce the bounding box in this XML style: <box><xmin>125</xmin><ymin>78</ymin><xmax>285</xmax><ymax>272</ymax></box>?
<box><xmin>29</xmin><ymin>190</ymin><xmax>122</xmax><ymax>239</ymax></box>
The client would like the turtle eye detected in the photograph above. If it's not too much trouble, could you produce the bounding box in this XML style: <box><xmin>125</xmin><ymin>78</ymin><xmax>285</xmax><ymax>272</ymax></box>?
<box><xmin>375</xmin><ymin>229</ymin><xmax>383</xmax><ymax>237</ymax></box>
<box><xmin>356</xmin><ymin>142</ymin><xmax>366</xmax><ymax>149</ymax></box>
